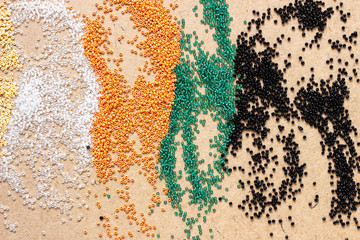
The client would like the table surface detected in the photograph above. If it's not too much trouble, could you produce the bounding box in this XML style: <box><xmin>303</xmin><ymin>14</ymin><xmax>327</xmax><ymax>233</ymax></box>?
<box><xmin>1</xmin><ymin>0</ymin><xmax>360</xmax><ymax>239</ymax></box>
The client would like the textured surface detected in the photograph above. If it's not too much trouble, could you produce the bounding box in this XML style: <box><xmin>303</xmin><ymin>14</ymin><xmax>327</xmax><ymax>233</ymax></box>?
<box><xmin>1</xmin><ymin>0</ymin><xmax>360</xmax><ymax>239</ymax></box>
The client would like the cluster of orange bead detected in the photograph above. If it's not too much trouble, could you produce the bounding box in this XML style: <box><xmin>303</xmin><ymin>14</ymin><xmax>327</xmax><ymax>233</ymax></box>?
<box><xmin>82</xmin><ymin>0</ymin><xmax>181</xmax><ymax>238</ymax></box>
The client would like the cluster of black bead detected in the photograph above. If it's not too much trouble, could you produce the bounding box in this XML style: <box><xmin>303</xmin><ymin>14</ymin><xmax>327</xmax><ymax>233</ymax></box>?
<box><xmin>294</xmin><ymin>73</ymin><xmax>360</xmax><ymax>227</ymax></box>
<box><xmin>274</xmin><ymin>0</ymin><xmax>333</xmax><ymax>32</ymax></box>
<box><xmin>228</xmin><ymin>10</ymin><xmax>305</xmax><ymax>223</ymax></box>
<box><xmin>226</xmin><ymin>0</ymin><xmax>360</xmax><ymax>234</ymax></box>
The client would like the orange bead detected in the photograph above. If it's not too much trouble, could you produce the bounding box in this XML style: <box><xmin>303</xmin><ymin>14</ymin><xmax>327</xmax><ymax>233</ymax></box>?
<box><xmin>82</xmin><ymin>0</ymin><xmax>180</xmax><ymax>237</ymax></box>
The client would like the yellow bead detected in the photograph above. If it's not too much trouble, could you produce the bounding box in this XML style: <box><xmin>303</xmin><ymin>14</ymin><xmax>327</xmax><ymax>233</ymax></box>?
<box><xmin>0</xmin><ymin>2</ymin><xmax>21</xmax><ymax>155</ymax></box>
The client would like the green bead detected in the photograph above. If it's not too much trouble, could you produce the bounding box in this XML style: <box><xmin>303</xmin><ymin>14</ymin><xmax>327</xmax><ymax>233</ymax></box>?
<box><xmin>158</xmin><ymin>0</ymin><xmax>236</xmax><ymax>238</ymax></box>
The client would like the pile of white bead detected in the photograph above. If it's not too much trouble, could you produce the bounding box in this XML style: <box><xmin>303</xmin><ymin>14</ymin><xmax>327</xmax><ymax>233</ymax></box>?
<box><xmin>0</xmin><ymin>0</ymin><xmax>99</xmax><ymax>220</ymax></box>
<box><xmin>0</xmin><ymin>205</ymin><xmax>17</xmax><ymax>233</ymax></box>
<box><xmin>3</xmin><ymin>220</ymin><xmax>18</xmax><ymax>233</ymax></box>
<box><xmin>0</xmin><ymin>204</ymin><xmax>10</xmax><ymax>214</ymax></box>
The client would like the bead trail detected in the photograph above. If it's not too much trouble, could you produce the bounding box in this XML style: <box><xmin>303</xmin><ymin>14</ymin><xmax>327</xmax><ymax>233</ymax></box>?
<box><xmin>1</xmin><ymin>0</ymin><xmax>99</xmax><ymax>229</ymax></box>
<box><xmin>225</xmin><ymin>0</ymin><xmax>360</xmax><ymax>238</ymax></box>
<box><xmin>159</xmin><ymin>0</ymin><xmax>236</xmax><ymax>238</ymax></box>
<box><xmin>0</xmin><ymin>1</ymin><xmax>21</xmax><ymax>157</ymax></box>
<box><xmin>82</xmin><ymin>0</ymin><xmax>181</xmax><ymax>238</ymax></box>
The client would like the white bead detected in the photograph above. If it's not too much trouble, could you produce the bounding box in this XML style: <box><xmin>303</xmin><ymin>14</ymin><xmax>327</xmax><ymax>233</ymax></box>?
<box><xmin>1</xmin><ymin>0</ymin><xmax>99</xmax><ymax>222</ymax></box>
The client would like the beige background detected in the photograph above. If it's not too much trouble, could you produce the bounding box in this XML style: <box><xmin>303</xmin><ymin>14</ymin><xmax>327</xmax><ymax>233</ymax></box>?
<box><xmin>1</xmin><ymin>0</ymin><xmax>360</xmax><ymax>239</ymax></box>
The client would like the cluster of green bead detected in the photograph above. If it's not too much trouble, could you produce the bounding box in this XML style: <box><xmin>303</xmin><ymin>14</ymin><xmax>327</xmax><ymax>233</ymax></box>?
<box><xmin>159</xmin><ymin>0</ymin><xmax>237</xmax><ymax>238</ymax></box>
